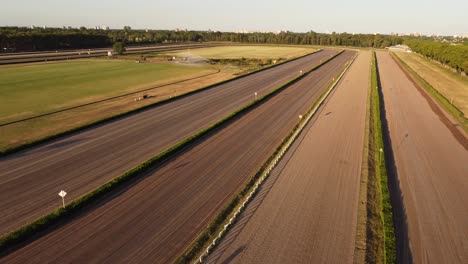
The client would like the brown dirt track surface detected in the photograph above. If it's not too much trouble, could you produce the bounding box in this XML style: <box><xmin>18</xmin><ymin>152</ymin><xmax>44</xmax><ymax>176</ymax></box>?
<box><xmin>206</xmin><ymin>51</ymin><xmax>370</xmax><ymax>264</ymax></box>
<box><xmin>393</xmin><ymin>51</ymin><xmax>468</xmax><ymax>118</ymax></box>
<box><xmin>0</xmin><ymin>51</ymin><xmax>356</xmax><ymax>263</ymax></box>
<box><xmin>376</xmin><ymin>51</ymin><xmax>468</xmax><ymax>263</ymax></box>
<box><xmin>0</xmin><ymin>49</ymin><xmax>337</xmax><ymax>236</ymax></box>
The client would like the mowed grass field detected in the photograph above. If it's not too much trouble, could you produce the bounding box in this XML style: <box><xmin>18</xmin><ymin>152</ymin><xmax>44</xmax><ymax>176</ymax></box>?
<box><xmin>168</xmin><ymin>45</ymin><xmax>314</xmax><ymax>59</ymax></box>
<box><xmin>0</xmin><ymin>60</ymin><xmax>214</xmax><ymax>123</ymax></box>
<box><xmin>394</xmin><ymin>51</ymin><xmax>468</xmax><ymax>117</ymax></box>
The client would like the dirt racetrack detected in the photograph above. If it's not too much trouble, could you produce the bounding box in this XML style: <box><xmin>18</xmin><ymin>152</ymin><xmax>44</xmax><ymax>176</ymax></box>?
<box><xmin>206</xmin><ymin>51</ymin><xmax>370</xmax><ymax>264</ymax></box>
<box><xmin>0</xmin><ymin>51</ymin><xmax>355</xmax><ymax>263</ymax></box>
<box><xmin>377</xmin><ymin>51</ymin><xmax>468</xmax><ymax>263</ymax></box>
<box><xmin>0</xmin><ymin>49</ymin><xmax>336</xmax><ymax>236</ymax></box>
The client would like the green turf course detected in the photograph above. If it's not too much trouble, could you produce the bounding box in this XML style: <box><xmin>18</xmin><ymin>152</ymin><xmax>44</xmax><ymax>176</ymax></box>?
<box><xmin>0</xmin><ymin>60</ymin><xmax>213</xmax><ymax>122</ymax></box>
<box><xmin>170</xmin><ymin>46</ymin><xmax>313</xmax><ymax>59</ymax></box>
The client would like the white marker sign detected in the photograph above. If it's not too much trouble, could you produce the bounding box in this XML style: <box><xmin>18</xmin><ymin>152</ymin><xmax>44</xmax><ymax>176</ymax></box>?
<box><xmin>58</xmin><ymin>190</ymin><xmax>67</xmax><ymax>208</ymax></box>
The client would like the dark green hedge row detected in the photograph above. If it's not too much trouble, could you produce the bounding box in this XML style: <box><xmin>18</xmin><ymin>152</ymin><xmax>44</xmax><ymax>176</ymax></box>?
<box><xmin>0</xmin><ymin>33</ymin><xmax>111</xmax><ymax>51</ymax></box>
<box><xmin>373</xmin><ymin>51</ymin><xmax>396</xmax><ymax>263</ymax></box>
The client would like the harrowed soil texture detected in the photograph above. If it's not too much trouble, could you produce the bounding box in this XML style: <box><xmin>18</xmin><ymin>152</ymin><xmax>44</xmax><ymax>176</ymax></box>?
<box><xmin>0</xmin><ymin>51</ymin><xmax>355</xmax><ymax>263</ymax></box>
<box><xmin>206</xmin><ymin>51</ymin><xmax>370</xmax><ymax>264</ymax></box>
<box><xmin>376</xmin><ymin>51</ymin><xmax>468</xmax><ymax>263</ymax></box>
<box><xmin>0</xmin><ymin>50</ymin><xmax>337</xmax><ymax>236</ymax></box>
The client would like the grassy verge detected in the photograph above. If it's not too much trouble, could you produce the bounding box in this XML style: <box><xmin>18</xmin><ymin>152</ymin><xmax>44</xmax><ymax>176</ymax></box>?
<box><xmin>176</xmin><ymin>50</ymin><xmax>350</xmax><ymax>263</ymax></box>
<box><xmin>366</xmin><ymin>51</ymin><xmax>396</xmax><ymax>263</ymax></box>
<box><xmin>0</xmin><ymin>49</ymin><xmax>339</xmax><ymax>255</ymax></box>
<box><xmin>390</xmin><ymin>52</ymin><xmax>467</xmax><ymax>133</ymax></box>
<box><xmin>0</xmin><ymin>49</ymin><xmax>321</xmax><ymax>156</ymax></box>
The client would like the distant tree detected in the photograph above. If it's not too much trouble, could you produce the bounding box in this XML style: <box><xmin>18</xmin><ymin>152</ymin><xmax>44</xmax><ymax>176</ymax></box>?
<box><xmin>0</xmin><ymin>26</ymin><xmax>407</xmax><ymax>52</ymax></box>
<box><xmin>404</xmin><ymin>39</ymin><xmax>468</xmax><ymax>74</ymax></box>
<box><xmin>112</xmin><ymin>41</ymin><xmax>125</xmax><ymax>55</ymax></box>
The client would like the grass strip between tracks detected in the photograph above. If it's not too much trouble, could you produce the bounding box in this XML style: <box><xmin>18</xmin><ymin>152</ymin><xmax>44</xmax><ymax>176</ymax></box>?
<box><xmin>367</xmin><ymin>51</ymin><xmax>396</xmax><ymax>263</ymax></box>
<box><xmin>177</xmin><ymin>50</ymin><xmax>353</xmax><ymax>264</ymax></box>
<box><xmin>0</xmin><ymin>48</ymin><xmax>321</xmax><ymax>157</ymax></box>
<box><xmin>0</xmin><ymin>49</ymin><xmax>340</xmax><ymax>255</ymax></box>
<box><xmin>390</xmin><ymin>52</ymin><xmax>467</xmax><ymax>133</ymax></box>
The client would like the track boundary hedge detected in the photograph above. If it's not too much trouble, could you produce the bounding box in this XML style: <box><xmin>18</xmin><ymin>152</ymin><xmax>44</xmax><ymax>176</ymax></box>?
<box><xmin>370</xmin><ymin>51</ymin><xmax>396</xmax><ymax>263</ymax></box>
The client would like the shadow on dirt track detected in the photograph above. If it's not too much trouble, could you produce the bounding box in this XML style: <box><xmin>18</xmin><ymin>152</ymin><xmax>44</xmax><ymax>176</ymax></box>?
<box><xmin>376</xmin><ymin>55</ymin><xmax>413</xmax><ymax>264</ymax></box>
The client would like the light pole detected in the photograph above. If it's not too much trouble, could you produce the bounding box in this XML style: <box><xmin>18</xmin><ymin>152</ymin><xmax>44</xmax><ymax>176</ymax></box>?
<box><xmin>254</xmin><ymin>92</ymin><xmax>258</xmax><ymax>100</ymax></box>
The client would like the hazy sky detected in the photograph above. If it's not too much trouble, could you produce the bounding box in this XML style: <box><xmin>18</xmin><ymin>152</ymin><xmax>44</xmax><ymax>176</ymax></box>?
<box><xmin>2</xmin><ymin>0</ymin><xmax>467</xmax><ymax>35</ymax></box>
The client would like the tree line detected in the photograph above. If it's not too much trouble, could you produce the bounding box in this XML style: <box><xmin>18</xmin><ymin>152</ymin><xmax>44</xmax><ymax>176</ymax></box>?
<box><xmin>0</xmin><ymin>26</ymin><xmax>403</xmax><ymax>52</ymax></box>
<box><xmin>0</xmin><ymin>27</ymin><xmax>111</xmax><ymax>51</ymax></box>
<box><xmin>404</xmin><ymin>39</ymin><xmax>468</xmax><ymax>75</ymax></box>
